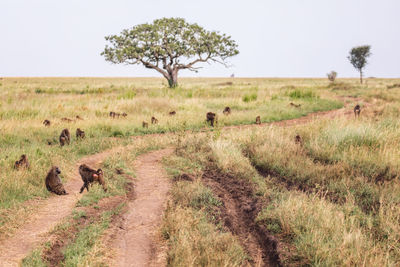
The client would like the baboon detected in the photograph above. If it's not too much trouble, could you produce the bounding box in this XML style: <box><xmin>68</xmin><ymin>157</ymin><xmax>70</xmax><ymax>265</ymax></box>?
<box><xmin>79</xmin><ymin>164</ymin><xmax>107</xmax><ymax>193</ymax></box>
<box><xmin>59</xmin><ymin>128</ymin><xmax>71</xmax><ymax>146</ymax></box>
<box><xmin>122</xmin><ymin>112</ymin><xmax>128</xmax><ymax>117</ymax></box>
<box><xmin>151</xmin><ymin>116</ymin><xmax>158</xmax><ymax>124</ymax></box>
<box><xmin>290</xmin><ymin>102</ymin><xmax>301</xmax><ymax>108</ymax></box>
<box><xmin>109</xmin><ymin>111</ymin><xmax>116</xmax><ymax>118</ymax></box>
<box><xmin>61</xmin><ymin>117</ymin><xmax>73</xmax><ymax>122</ymax></box>
<box><xmin>206</xmin><ymin>112</ymin><xmax>217</xmax><ymax>127</ymax></box>
<box><xmin>256</xmin><ymin>116</ymin><xmax>261</xmax><ymax>125</ymax></box>
<box><xmin>115</xmin><ymin>168</ymin><xmax>124</xmax><ymax>174</ymax></box>
<box><xmin>354</xmin><ymin>104</ymin><xmax>361</xmax><ymax>117</ymax></box>
<box><xmin>142</xmin><ymin>121</ymin><xmax>149</xmax><ymax>128</ymax></box>
<box><xmin>76</xmin><ymin>128</ymin><xmax>85</xmax><ymax>139</ymax></box>
<box><xmin>295</xmin><ymin>135</ymin><xmax>303</xmax><ymax>146</ymax></box>
<box><xmin>47</xmin><ymin>140</ymin><xmax>53</xmax><ymax>146</ymax></box>
<box><xmin>45</xmin><ymin>166</ymin><xmax>67</xmax><ymax>195</ymax></box>
<box><xmin>169</xmin><ymin>111</ymin><xmax>176</xmax><ymax>116</ymax></box>
<box><xmin>223</xmin><ymin>106</ymin><xmax>231</xmax><ymax>115</ymax></box>
<box><xmin>115</xmin><ymin>113</ymin><xmax>121</xmax><ymax>118</ymax></box>
<box><xmin>43</xmin><ymin>120</ymin><xmax>51</xmax><ymax>127</ymax></box>
<box><xmin>14</xmin><ymin>154</ymin><xmax>29</xmax><ymax>170</ymax></box>
<box><xmin>76</xmin><ymin>115</ymin><xmax>83</xmax><ymax>120</ymax></box>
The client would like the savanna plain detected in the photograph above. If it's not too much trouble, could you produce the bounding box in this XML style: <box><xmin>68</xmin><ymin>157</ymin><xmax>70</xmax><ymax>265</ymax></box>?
<box><xmin>1</xmin><ymin>77</ymin><xmax>400</xmax><ymax>266</ymax></box>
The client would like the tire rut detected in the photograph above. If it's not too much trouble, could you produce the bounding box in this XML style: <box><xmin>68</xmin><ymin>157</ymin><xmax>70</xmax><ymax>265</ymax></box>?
<box><xmin>109</xmin><ymin>148</ymin><xmax>173</xmax><ymax>267</ymax></box>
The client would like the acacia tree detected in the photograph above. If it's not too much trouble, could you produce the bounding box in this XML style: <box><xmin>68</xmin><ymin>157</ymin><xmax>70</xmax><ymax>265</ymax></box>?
<box><xmin>348</xmin><ymin>45</ymin><xmax>371</xmax><ymax>84</ymax></box>
<box><xmin>102</xmin><ymin>18</ymin><xmax>239</xmax><ymax>87</ymax></box>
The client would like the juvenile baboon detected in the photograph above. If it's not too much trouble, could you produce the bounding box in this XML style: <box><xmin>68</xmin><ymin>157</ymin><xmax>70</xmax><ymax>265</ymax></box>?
<box><xmin>206</xmin><ymin>112</ymin><xmax>217</xmax><ymax>127</ymax></box>
<box><xmin>109</xmin><ymin>111</ymin><xmax>116</xmax><ymax>118</ymax></box>
<box><xmin>169</xmin><ymin>111</ymin><xmax>176</xmax><ymax>116</ymax></box>
<box><xmin>61</xmin><ymin>117</ymin><xmax>73</xmax><ymax>122</ymax></box>
<box><xmin>122</xmin><ymin>112</ymin><xmax>128</xmax><ymax>117</ymax></box>
<box><xmin>354</xmin><ymin>104</ymin><xmax>361</xmax><ymax>117</ymax></box>
<box><xmin>142</xmin><ymin>121</ymin><xmax>149</xmax><ymax>128</ymax></box>
<box><xmin>45</xmin><ymin>166</ymin><xmax>67</xmax><ymax>195</ymax></box>
<box><xmin>76</xmin><ymin>115</ymin><xmax>83</xmax><ymax>120</ymax></box>
<box><xmin>223</xmin><ymin>106</ymin><xmax>231</xmax><ymax>115</ymax></box>
<box><xmin>79</xmin><ymin>164</ymin><xmax>107</xmax><ymax>193</ymax></box>
<box><xmin>151</xmin><ymin>116</ymin><xmax>158</xmax><ymax>124</ymax></box>
<box><xmin>14</xmin><ymin>154</ymin><xmax>29</xmax><ymax>170</ymax></box>
<box><xmin>43</xmin><ymin>120</ymin><xmax>51</xmax><ymax>127</ymax></box>
<box><xmin>59</xmin><ymin>128</ymin><xmax>71</xmax><ymax>146</ymax></box>
<box><xmin>295</xmin><ymin>134</ymin><xmax>303</xmax><ymax>146</ymax></box>
<box><xmin>76</xmin><ymin>128</ymin><xmax>85</xmax><ymax>139</ymax></box>
<box><xmin>255</xmin><ymin>116</ymin><xmax>261</xmax><ymax>125</ymax></box>
<box><xmin>290</xmin><ymin>102</ymin><xmax>301</xmax><ymax>108</ymax></box>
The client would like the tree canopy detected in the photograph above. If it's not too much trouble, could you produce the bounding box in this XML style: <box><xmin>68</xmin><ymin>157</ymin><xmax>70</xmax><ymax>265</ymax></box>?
<box><xmin>348</xmin><ymin>45</ymin><xmax>371</xmax><ymax>84</ymax></box>
<box><xmin>102</xmin><ymin>18</ymin><xmax>239</xmax><ymax>87</ymax></box>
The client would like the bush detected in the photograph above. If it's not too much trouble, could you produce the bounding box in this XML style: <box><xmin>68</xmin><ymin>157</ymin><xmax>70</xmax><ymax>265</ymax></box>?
<box><xmin>287</xmin><ymin>89</ymin><xmax>317</xmax><ymax>99</ymax></box>
<box><xmin>242</xmin><ymin>93</ymin><xmax>257</xmax><ymax>102</ymax></box>
<box><xmin>327</xmin><ymin>71</ymin><xmax>337</xmax><ymax>82</ymax></box>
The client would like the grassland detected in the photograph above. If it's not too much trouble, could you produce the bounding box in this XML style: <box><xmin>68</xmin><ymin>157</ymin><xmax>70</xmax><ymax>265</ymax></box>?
<box><xmin>1</xmin><ymin>77</ymin><xmax>400</xmax><ymax>266</ymax></box>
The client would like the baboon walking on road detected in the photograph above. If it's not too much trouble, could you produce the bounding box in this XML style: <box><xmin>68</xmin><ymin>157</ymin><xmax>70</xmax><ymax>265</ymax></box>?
<box><xmin>45</xmin><ymin>166</ymin><xmax>67</xmax><ymax>195</ymax></box>
<box><xmin>76</xmin><ymin>128</ymin><xmax>85</xmax><ymax>139</ymax></box>
<box><xmin>354</xmin><ymin>104</ymin><xmax>361</xmax><ymax>117</ymax></box>
<box><xmin>206</xmin><ymin>112</ymin><xmax>217</xmax><ymax>127</ymax></box>
<box><xmin>14</xmin><ymin>154</ymin><xmax>29</xmax><ymax>170</ymax></box>
<box><xmin>59</xmin><ymin>129</ymin><xmax>71</xmax><ymax>146</ymax></box>
<box><xmin>79</xmin><ymin>164</ymin><xmax>107</xmax><ymax>193</ymax></box>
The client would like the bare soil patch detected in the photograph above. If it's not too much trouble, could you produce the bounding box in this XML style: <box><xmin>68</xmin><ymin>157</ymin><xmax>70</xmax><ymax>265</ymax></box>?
<box><xmin>202</xmin><ymin>168</ymin><xmax>281</xmax><ymax>267</ymax></box>
<box><xmin>107</xmin><ymin>148</ymin><xmax>173</xmax><ymax>267</ymax></box>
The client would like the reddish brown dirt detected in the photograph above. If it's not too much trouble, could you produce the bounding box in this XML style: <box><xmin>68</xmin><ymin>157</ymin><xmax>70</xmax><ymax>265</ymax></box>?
<box><xmin>0</xmin><ymin>148</ymin><xmax>120</xmax><ymax>266</ymax></box>
<box><xmin>109</xmin><ymin>148</ymin><xmax>173</xmax><ymax>267</ymax></box>
<box><xmin>203</xmin><ymin>169</ymin><xmax>281</xmax><ymax>267</ymax></box>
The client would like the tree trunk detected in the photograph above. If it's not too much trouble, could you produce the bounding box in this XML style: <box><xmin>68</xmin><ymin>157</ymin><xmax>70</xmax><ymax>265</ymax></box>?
<box><xmin>359</xmin><ymin>70</ymin><xmax>363</xmax><ymax>84</ymax></box>
<box><xmin>167</xmin><ymin>69</ymin><xmax>179</xmax><ymax>88</ymax></box>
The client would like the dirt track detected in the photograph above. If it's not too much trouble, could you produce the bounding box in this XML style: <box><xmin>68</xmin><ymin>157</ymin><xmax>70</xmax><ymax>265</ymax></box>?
<box><xmin>109</xmin><ymin>148</ymin><xmax>173</xmax><ymax>267</ymax></box>
<box><xmin>0</xmin><ymin>101</ymin><xmax>355</xmax><ymax>266</ymax></box>
<box><xmin>0</xmin><ymin>149</ymin><xmax>119</xmax><ymax>266</ymax></box>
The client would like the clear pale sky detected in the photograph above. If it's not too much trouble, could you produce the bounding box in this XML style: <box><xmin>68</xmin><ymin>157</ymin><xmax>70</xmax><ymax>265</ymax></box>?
<box><xmin>1</xmin><ymin>0</ymin><xmax>399</xmax><ymax>78</ymax></box>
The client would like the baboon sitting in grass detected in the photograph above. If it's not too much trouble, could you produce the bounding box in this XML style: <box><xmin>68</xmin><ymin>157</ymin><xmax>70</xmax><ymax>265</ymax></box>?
<box><xmin>109</xmin><ymin>111</ymin><xmax>116</xmax><ymax>118</ymax></box>
<box><xmin>223</xmin><ymin>106</ymin><xmax>231</xmax><ymax>115</ymax></box>
<box><xmin>169</xmin><ymin>111</ymin><xmax>176</xmax><ymax>116</ymax></box>
<box><xmin>255</xmin><ymin>116</ymin><xmax>261</xmax><ymax>125</ymax></box>
<box><xmin>59</xmin><ymin>128</ymin><xmax>71</xmax><ymax>146</ymax></box>
<box><xmin>76</xmin><ymin>128</ymin><xmax>85</xmax><ymax>139</ymax></box>
<box><xmin>43</xmin><ymin>120</ymin><xmax>51</xmax><ymax>127</ymax></box>
<box><xmin>61</xmin><ymin>117</ymin><xmax>73</xmax><ymax>122</ymax></box>
<box><xmin>45</xmin><ymin>166</ymin><xmax>67</xmax><ymax>195</ymax></box>
<box><xmin>354</xmin><ymin>104</ymin><xmax>361</xmax><ymax>117</ymax></box>
<box><xmin>290</xmin><ymin>102</ymin><xmax>301</xmax><ymax>108</ymax></box>
<box><xmin>151</xmin><ymin>116</ymin><xmax>158</xmax><ymax>124</ymax></box>
<box><xmin>142</xmin><ymin>121</ymin><xmax>149</xmax><ymax>128</ymax></box>
<box><xmin>79</xmin><ymin>164</ymin><xmax>107</xmax><ymax>193</ymax></box>
<box><xmin>122</xmin><ymin>112</ymin><xmax>128</xmax><ymax>117</ymax></box>
<box><xmin>206</xmin><ymin>112</ymin><xmax>217</xmax><ymax>127</ymax></box>
<box><xmin>14</xmin><ymin>154</ymin><xmax>29</xmax><ymax>170</ymax></box>
<box><xmin>295</xmin><ymin>134</ymin><xmax>303</xmax><ymax>146</ymax></box>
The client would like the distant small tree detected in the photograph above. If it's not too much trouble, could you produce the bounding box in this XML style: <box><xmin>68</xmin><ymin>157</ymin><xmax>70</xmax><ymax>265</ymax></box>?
<box><xmin>102</xmin><ymin>18</ymin><xmax>239</xmax><ymax>88</ymax></box>
<box><xmin>327</xmin><ymin>71</ymin><xmax>337</xmax><ymax>82</ymax></box>
<box><xmin>347</xmin><ymin>45</ymin><xmax>371</xmax><ymax>84</ymax></box>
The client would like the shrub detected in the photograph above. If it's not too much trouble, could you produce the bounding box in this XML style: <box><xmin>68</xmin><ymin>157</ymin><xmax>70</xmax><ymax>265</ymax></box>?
<box><xmin>327</xmin><ymin>71</ymin><xmax>337</xmax><ymax>82</ymax></box>
<box><xmin>242</xmin><ymin>93</ymin><xmax>257</xmax><ymax>102</ymax></box>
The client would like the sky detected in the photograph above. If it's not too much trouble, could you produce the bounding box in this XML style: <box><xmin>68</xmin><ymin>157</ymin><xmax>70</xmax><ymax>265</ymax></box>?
<box><xmin>1</xmin><ymin>0</ymin><xmax>399</xmax><ymax>78</ymax></box>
